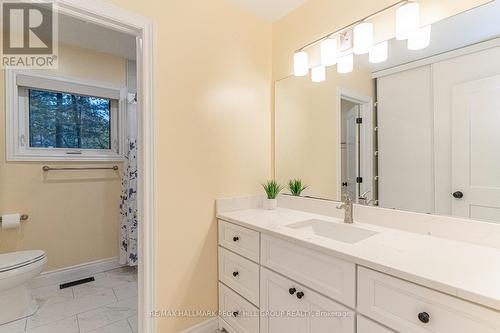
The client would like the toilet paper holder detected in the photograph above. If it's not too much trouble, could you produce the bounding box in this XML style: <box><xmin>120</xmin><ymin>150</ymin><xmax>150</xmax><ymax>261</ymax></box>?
<box><xmin>0</xmin><ymin>214</ymin><xmax>29</xmax><ymax>223</ymax></box>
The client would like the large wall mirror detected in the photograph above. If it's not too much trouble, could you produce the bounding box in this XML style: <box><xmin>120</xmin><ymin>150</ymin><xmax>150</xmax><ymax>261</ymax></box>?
<box><xmin>275</xmin><ymin>1</ymin><xmax>500</xmax><ymax>223</ymax></box>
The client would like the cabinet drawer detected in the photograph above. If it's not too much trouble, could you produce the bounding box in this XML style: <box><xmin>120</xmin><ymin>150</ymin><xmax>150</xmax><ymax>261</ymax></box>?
<box><xmin>261</xmin><ymin>235</ymin><xmax>356</xmax><ymax>307</ymax></box>
<box><xmin>219</xmin><ymin>247</ymin><xmax>260</xmax><ymax>306</ymax></box>
<box><xmin>357</xmin><ymin>316</ymin><xmax>394</xmax><ymax>333</ymax></box>
<box><xmin>219</xmin><ymin>220</ymin><xmax>260</xmax><ymax>262</ymax></box>
<box><xmin>358</xmin><ymin>267</ymin><xmax>500</xmax><ymax>333</ymax></box>
<box><xmin>219</xmin><ymin>282</ymin><xmax>259</xmax><ymax>333</ymax></box>
<box><xmin>260</xmin><ymin>267</ymin><xmax>355</xmax><ymax>333</ymax></box>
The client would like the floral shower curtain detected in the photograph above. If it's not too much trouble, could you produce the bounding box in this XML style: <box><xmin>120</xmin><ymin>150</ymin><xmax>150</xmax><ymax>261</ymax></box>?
<box><xmin>119</xmin><ymin>138</ymin><xmax>138</xmax><ymax>266</ymax></box>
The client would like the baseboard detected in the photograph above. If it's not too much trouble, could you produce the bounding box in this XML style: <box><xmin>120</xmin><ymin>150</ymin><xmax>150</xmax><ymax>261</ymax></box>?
<box><xmin>180</xmin><ymin>318</ymin><xmax>219</xmax><ymax>333</ymax></box>
<box><xmin>30</xmin><ymin>257</ymin><xmax>123</xmax><ymax>289</ymax></box>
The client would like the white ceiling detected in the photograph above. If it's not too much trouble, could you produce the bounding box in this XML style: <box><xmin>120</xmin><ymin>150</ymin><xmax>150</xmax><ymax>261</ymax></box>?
<box><xmin>228</xmin><ymin>0</ymin><xmax>308</xmax><ymax>22</ymax></box>
<box><xmin>59</xmin><ymin>14</ymin><xmax>137</xmax><ymax>60</ymax></box>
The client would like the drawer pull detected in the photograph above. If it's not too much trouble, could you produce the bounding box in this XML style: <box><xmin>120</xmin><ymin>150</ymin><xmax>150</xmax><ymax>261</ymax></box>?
<box><xmin>233</xmin><ymin>236</ymin><xmax>240</xmax><ymax>242</ymax></box>
<box><xmin>418</xmin><ymin>312</ymin><xmax>430</xmax><ymax>324</ymax></box>
<box><xmin>296</xmin><ymin>291</ymin><xmax>305</xmax><ymax>299</ymax></box>
<box><xmin>289</xmin><ymin>288</ymin><xmax>296</xmax><ymax>295</ymax></box>
<box><xmin>233</xmin><ymin>311</ymin><xmax>240</xmax><ymax>317</ymax></box>
<box><xmin>232</xmin><ymin>271</ymin><xmax>239</xmax><ymax>277</ymax></box>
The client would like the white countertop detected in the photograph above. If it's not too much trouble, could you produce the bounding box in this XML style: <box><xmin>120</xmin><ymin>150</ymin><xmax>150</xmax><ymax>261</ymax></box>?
<box><xmin>217</xmin><ymin>207</ymin><xmax>500</xmax><ymax>311</ymax></box>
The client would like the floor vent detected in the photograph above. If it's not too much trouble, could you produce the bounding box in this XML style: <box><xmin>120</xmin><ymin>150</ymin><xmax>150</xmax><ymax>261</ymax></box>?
<box><xmin>59</xmin><ymin>276</ymin><xmax>95</xmax><ymax>289</ymax></box>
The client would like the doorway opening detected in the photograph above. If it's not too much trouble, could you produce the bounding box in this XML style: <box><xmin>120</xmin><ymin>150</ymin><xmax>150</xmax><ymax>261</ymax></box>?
<box><xmin>337</xmin><ymin>89</ymin><xmax>376</xmax><ymax>205</ymax></box>
<box><xmin>53</xmin><ymin>2</ymin><xmax>156</xmax><ymax>333</ymax></box>
<box><xmin>341</xmin><ymin>99</ymin><xmax>361</xmax><ymax>200</ymax></box>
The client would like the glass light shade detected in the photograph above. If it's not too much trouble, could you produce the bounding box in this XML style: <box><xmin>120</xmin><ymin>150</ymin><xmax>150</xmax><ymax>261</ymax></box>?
<box><xmin>293</xmin><ymin>51</ymin><xmax>309</xmax><ymax>76</ymax></box>
<box><xmin>337</xmin><ymin>54</ymin><xmax>354</xmax><ymax>74</ymax></box>
<box><xmin>320</xmin><ymin>38</ymin><xmax>338</xmax><ymax>66</ymax></box>
<box><xmin>396</xmin><ymin>2</ymin><xmax>420</xmax><ymax>40</ymax></box>
<box><xmin>369</xmin><ymin>41</ymin><xmax>388</xmax><ymax>63</ymax></box>
<box><xmin>311</xmin><ymin>65</ymin><xmax>326</xmax><ymax>83</ymax></box>
<box><xmin>407</xmin><ymin>25</ymin><xmax>431</xmax><ymax>50</ymax></box>
<box><xmin>353</xmin><ymin>22</ymin><xmax>374</xmax><ymax>55</ymax></box>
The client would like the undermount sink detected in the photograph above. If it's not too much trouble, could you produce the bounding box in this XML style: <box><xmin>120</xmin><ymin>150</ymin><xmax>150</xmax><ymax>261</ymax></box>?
<box><xmin>286</xmin><ymin>219</ymin><xmax>378</xmax><ymax>244</ymax></box>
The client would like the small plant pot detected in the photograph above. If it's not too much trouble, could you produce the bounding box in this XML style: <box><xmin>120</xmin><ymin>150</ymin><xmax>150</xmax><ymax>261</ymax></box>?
<box><xmin>263</xmin><ymin>198</ymin><xmax>277</xmax><ymax>210</ymax></box>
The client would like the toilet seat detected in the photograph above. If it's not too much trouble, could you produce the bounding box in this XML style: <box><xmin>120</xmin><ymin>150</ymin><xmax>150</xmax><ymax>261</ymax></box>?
<box><xmin>0</xmin><ymin>250</ymin><xmax>46</xmax><ymax>273</ymax></box>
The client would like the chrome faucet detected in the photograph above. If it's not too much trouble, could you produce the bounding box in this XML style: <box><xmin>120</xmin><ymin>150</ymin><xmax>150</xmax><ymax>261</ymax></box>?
<box><xmin>337</xmin><ymin>193</ymin><xmax>354</xmax><ymax>224</ymax></box>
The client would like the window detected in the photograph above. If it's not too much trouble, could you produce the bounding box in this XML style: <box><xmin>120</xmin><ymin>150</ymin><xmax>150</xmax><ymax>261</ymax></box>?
<box><xmin>7</xmin><ymin>71</ymin><xmax>125</xmax><ymax>161</ymax></box>
<box><xmin>28</xmin><ymin>90</ymin><xmax>112</xmax><ymax>149</ymax></box>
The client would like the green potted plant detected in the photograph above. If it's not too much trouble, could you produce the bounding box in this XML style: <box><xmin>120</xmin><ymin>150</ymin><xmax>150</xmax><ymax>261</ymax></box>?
<box><xmin>262</xmin><ymin>180</ymin><xmax>283</xmax><ymax>210</ymax></box>
<box><xmin>288</xmin><ymin>179</ymin><xmax>308</xmax><ymax>196</ymax></box>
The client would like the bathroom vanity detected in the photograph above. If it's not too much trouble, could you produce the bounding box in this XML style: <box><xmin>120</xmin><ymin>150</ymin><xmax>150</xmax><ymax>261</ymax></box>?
<box><xmin>216</xmin><ymin>196</ymin><xmax>500</xmax><ymax>333</ymax></box>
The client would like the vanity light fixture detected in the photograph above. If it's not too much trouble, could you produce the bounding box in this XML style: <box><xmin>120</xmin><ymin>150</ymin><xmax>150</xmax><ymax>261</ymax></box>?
<box><xmin>369</xmin><ymin>41</ymin><xmax>388</xmax><ymax>63</ymax></box>
<box><xmin>311</xmin><ymin>65</ymin><xmax>326</xmax><ymax>83</ymax></box>
<box><xmin>337</xmin><ymin>54</ymin><xmax>354</xmax><ymax>74</ymax></box>
<box><xmin>353</xmin><ymin>22</ymin><xmax>374</xmax><ymax>55</ymax></box>
<box><xmin>320</xmin><ymin>38</ymin><xmax>338</xmax><ymax>66</ymax></box>
<box><xmin>293</xmin><ymin>51</ymin><xmax>309</xmax><ymax>76</ymax></box>
<box><xmin>407</xmin><ymin>25</ymin><xmax>431</xmax><ymax>50</ymax></box>
<box><xmin>291</xmin><ymin>1</ymin><xmax>432</xmax><ymax>76</ymax></box>
<box><xmin>396</xmin><ymin>2</ymin><xmax>420</xmax><ymax>40</ymax></box>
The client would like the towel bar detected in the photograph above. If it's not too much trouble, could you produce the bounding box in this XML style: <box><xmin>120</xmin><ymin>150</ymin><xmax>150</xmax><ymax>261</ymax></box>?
<box><xmin>42</xmin><ymin>166</ymin><xmax>119</xmax><ymax>171</ymax></box>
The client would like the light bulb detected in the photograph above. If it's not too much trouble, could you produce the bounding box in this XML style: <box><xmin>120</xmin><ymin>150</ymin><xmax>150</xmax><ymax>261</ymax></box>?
<box><xmin>369</xmin><ymin>41</ymin><xmax>388</xmax><ymax>63</ymax></box>
<box><xmin>407</xmin><ymin>25</ymin><xmax>431</xmax><ymax>50</ymax></box>
<box><xmin>320</xmin><ymin>38</ymin><xmax>338</xmax><ymax>66</ymax></box>
<box><xmin>337</xmin><ymin>54</ymin><xmax>354</xmax><ymax>74</ymax></box>
<box><xmin>396</xmin><ymin>2</ymin><xmax>420</xmax><ymax>40</ymax></box>
<box><xmin>353</xmin><ymin>22</ymin><xmax>374</xmax><ymax>55</ymax></box>
<box><xmin>293</xmin><ymin>51</ymin><xmax>309</xmax><ymax>76</ymax></box>
<box><xmin>311</xmin><ymin>65</ymin><xmax>326</xmax><ymax>83</ymax></box>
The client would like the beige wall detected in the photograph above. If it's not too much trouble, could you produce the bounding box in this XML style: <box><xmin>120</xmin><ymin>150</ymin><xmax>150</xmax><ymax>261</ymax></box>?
<box><xmin>0</xmin><ymin>44</ymin><xmax>127</xmax><ymax>271</ymax></box>
<box><xmin>275</xmin><ymin>63</ymin><xmax>373</xmax><ymax>200</ymax></box>
<box><xmin>101</xmin><ymin>0</ymin><xmax>272</xmax><ymax>332</ymax></box>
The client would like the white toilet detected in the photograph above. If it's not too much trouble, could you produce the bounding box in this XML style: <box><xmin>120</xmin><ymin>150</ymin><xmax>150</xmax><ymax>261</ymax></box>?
<box><xmin>0</xmin><ymin>250</ymin><xmax>47</xmax><ymax>325</ymax></box>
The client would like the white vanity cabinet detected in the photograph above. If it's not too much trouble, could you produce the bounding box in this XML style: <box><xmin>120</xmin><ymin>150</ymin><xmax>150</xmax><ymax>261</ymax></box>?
<box><xmin>357</xmin><ymin>267</ymin><xmax>500</xmax><ymax>333</ymax></box>
<box><xmin>218</xmin><ymin>219</ymin><xmax>500</xmax><ymax>333</ymax></box>
<box><xmin>219</xmin><ymin>283</ymin><xmax>259</xmax><ymax>333</ymax></box>
<box><xmin>219</xmin><ymin>221</ymin><xmax>260</xmax><ymax>262</ymax></box>
<box><xmin>261</xmin><ymin>234</ymin><xmax>356</xmax><ymax>308</ymax></box>
<box><xmin>357</xmin><ymin>316</ymin><xmax>394</xmax><ymax>333</ymax></box>
<box><xmin>260</xmin><ymin>267</ymin><xmax>355</xmax><ymax>333</ymax></box>
<box><xmin>219</xmin><ymin>247</ymin><xmax>260</xmax><ymax>306</ymax></box>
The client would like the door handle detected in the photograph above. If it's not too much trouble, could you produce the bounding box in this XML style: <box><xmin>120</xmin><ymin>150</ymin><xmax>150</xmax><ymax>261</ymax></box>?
<box><xmin>452</xmin><ymin>191</ymin><xmax>464</xmax><ymax>199</ymax></box>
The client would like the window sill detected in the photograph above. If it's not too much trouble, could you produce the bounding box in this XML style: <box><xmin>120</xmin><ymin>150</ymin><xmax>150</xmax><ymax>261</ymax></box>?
<box><xmin>7</xmin><ymin>154</ymin><xmax>125</xmax><ymax>162</ymax></box>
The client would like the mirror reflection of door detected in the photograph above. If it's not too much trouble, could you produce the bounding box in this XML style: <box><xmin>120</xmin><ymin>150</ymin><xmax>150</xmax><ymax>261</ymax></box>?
<box><xmin>378</xmin><ymin>45</ymin><xmax>500</xmax><ymax>222</ymax></box>
<box><xmin>341</xmin><ymin>99</ymin><xmax>361</xmax><ymax>201</ymax></box>
<box><xmin>452</xmin><ymin>74</ymin><xmax>500</xmax><ymax>222</ymax></box>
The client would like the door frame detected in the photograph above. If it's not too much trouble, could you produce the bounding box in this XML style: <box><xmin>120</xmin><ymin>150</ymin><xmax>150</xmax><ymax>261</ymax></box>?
<box><xmin>336</xmin><ymin>88</ymin><xmax>374</xmax><ymax>202</ymax></box>
<box><xmin>56</xmin><ymin>1</ymin><xmax>156</xmax><ymax>332</ymax></box>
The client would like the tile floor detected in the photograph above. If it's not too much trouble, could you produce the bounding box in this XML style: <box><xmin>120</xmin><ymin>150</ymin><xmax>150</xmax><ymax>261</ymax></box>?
<box><xmin>0</xmin><ymin>267</ymin><xmax>138</xmax><ymax>333</ymax></box>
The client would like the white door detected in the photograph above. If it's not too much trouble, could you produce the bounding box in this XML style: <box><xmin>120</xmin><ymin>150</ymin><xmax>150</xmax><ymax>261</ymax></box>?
<box><xmin>452</xmin><ymin>74</ymin><xmax>500</xmax><ymax>222</ymax></box>
<box><xmin>260</xmin><ymin>268</ymin><xmax>355</xmax><ymax>333</ymax></box>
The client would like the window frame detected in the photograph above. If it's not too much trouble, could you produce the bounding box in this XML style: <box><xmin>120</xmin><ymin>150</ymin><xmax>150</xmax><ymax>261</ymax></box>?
<box><xmin>6</xmin><ymin>70</ymin><xmax>127</xmax><ymax>161</ymax></box>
